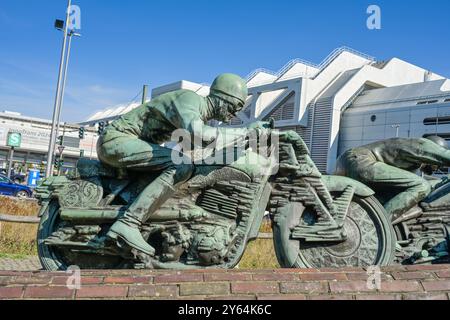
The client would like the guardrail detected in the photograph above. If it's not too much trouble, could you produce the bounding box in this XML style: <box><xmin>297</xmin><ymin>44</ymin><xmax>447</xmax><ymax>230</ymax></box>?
<box><xmin>245</xmin><ymin>46</ymin><xmax>377</xmax><ymax>83</ymax></box>
<box><xmin>246</xmin><ymin>68</ymin><xmax>278</xmax><ymax>82</ymax></box>
<box><xmin>0</xmin><ymin>214</ymin><xmax>40</xmax><ymax>224</ymax></box>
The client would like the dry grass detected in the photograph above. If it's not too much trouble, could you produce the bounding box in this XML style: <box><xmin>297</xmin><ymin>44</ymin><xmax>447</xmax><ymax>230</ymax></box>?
<box><xmin>259</xmin><ymin>218</ymin><xmax>273</xmax><ymax>233</ymax></box>
<box><xmin>0</xmin><ymin>196</ymin><xmax>39</xmax><ymax>258</ymax></box>
<box><xmin>239</xmin><ymin>239</ymin><xmax>280</xmax><ymax>269</ymax></box>
<box><xmin>238</xmin><ymin>218</ymin><xmax>280</xmax><ymax>269</ymax></box>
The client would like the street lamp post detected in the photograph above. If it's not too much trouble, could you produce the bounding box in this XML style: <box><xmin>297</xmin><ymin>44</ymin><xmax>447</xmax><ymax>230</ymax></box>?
<box><xmin>392</xmin><ymin>124</ymin><xmax>401</xmax><ymax>138</ymax></box>
<box><xmin>45</xmin><ymin>0</ymin><xmax>72</xmax><ymax>178</ymax></box>
<box><xmin>54</xmin><ymin>30</ymin><xmax>81</xmax><ymax>161</ymax></box>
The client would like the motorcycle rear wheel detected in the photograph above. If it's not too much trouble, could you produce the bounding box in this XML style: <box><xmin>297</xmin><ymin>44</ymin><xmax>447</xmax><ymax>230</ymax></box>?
<box><xmin>37</xmin><ymin>200</ymin><xmax>124</xmax><ymax>271</ymax></box>
<box><xmin>273</xmin><ymin>195</ymin><xmax>396</xmax><ymax>268</ymax></box>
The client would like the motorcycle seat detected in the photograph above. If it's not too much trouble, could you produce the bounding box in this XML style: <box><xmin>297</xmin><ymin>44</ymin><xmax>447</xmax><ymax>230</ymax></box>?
<box><xmin>76</xmin><ymin>158</ymin><xmax>119</xmax><ymax>179</ymax></box>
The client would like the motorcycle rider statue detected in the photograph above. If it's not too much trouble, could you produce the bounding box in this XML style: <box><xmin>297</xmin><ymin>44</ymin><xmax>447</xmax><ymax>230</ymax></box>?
<box><xmin>97</xmin><ymin>73</ymin><xmax>269</xmax><ymax>256</ymax></box>
<box><xmin>335</xmin><ymin>136</ymin><xmax>450</xmax><ymax>219</ymax></box>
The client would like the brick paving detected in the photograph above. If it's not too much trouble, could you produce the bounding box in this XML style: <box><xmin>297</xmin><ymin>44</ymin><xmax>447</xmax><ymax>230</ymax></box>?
<box><xmin>0</xmin><ymin>261</ymin><xmax>449</xmax><ymax>300</ymax></box>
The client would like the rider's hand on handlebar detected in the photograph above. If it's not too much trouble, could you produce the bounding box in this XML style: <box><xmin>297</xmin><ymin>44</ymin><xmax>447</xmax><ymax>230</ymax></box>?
<box><xmin>248</xmin><ymin>121</ymin><xmax>272</xmax><ymax>130</ymax></box>
<box><xmin>247</xmin><ymin>121</ymin><xmax>272</xmax><ymax>138</ymax></box>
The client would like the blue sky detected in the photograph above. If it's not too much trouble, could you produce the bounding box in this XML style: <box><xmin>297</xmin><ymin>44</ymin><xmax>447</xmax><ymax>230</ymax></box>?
<box><xmin>0</xmin><ymin>0</ymin><xmax>449</xmax><ymax>122</ymax></box>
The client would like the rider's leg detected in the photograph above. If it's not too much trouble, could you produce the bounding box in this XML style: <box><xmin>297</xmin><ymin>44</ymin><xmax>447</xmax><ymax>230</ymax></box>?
<box><xmin>97</xmin><ymin>134</ymin><xmax>174</xmax><ymax>170</ymax></box>
<box><xmin>335</xmin><ymin>148</ymin><xmax>431</xmax><ymax>218</ymax></box>
<box><xmin>98</xmin><ymin>133</ymin><xmax>194</xmax><ymax>255</ymax></box>
<box><xmin>107</xmin><ymin>163</ymin><xmax>194</xmax><ymax>255</ymax></box>
<box><xmin>356</xmin><ymin>162</ymin><xmax>431</xmax><ymax>219</ymax></box>
<box><xmin>378</xmin><ymin>169</ymin><xmax>430</xmax><ymax>219</ymax></box>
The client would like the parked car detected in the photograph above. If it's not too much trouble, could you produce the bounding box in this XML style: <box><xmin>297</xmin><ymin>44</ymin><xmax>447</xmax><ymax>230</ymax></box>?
<box><xmin>0</xmin><ymin>169</ymin><xmax>27</xmax><ymax>184</ymax></box>
<box><xmin>11</xmin><ymin>173</ymin><xmax>26</xmax><ymax>184</ymax></box>
<box><xmin>0</xmin><ymin>173</ymin><xmax>33</xmax><ymax>198</ymax></box>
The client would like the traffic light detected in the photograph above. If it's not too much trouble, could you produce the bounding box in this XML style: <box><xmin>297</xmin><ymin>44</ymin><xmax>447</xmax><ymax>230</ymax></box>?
<box><xmin>54</xmin><ymin>158</ymin><xmax>64</xmax><ymax>170</ymax></box>
<box><xmin>57</xmin><ymin>135</ymin><xmax>64</xmax><ymax>146</ymax></box>
<box><xmin>78</xmin><ymin>127</ymin><xmax>85</xmax><ymax>139</ymax></box>
<box><xmin>54</xmin><ymin>158</ymin><xmax>60</xmax><ymax>169</ymax></box>
<box><xmin>98</xmin><ymin>122</ymin><xmax>105</xmax><ymax>135</ymax></box>
<box><xmin>79</xmin><ymin>149</ymin><xmax>85</xmax><ymax>158</ymax></box>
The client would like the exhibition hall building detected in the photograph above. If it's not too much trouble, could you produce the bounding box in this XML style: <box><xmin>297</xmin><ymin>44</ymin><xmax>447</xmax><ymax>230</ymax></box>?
<box><xmin>0</xmin><ymin>111</ymin><xmax>98</xmax><ymax>174</ymax></box>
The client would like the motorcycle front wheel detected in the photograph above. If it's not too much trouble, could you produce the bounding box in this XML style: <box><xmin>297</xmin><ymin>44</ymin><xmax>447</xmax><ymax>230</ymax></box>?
<box><xmin>37</xmin><ymin>200</ymin><xmax>124</xmax><ymax>271</ymax></box>
<box><xmin>273</xmin><ymin>195</ymin><xmax>396</xmax><ymax>268</ymax></box>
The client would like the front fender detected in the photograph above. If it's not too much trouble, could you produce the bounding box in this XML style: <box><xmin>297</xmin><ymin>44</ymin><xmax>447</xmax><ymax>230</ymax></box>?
<box><xmin>321</xmin><ymin>175</ymin><xmax>374</xmax><ymax>197</ymax></box>
<box><xmin>34</xmin><ymin>176</ymin><xmax>69</xmax><ymax>201</ymax></box>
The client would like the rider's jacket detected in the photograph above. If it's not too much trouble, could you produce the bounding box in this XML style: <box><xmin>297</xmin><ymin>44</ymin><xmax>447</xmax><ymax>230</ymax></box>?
<box><xmin>104</xmin><ymin>89</ymin><xmax>248</xmax><ymax>149</ymax></box>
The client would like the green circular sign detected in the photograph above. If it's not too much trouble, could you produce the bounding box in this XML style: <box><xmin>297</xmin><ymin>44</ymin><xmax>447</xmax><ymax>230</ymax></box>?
<box><xmin>7</xmin><ymin>132</ymin><xmax>22</xmax><ymax>148</ymax></box>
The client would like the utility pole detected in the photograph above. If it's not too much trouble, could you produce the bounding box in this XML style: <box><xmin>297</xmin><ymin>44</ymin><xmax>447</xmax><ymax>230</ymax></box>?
<box><xmin>56</xmin><ymin>123</ymin><xmax>67</xmax><ymax>176</ymax></box>
<box><xmin>7</xmin><ymin>147</ymin><xmax>15</xmax><ymax>179</ymax></box>
<box><xmin>54</xmin><ymin>30</ymin><xmax>80</xmax><ymax>159</ymax></box>
<box><xmin>6</xmin><ymin>132</ymin><xmax>21</xmax><ymax>179</ymax></box>
<box><xmin>45</xmin><ymin>0</ymin><xmax>72</xmax><ymax>178</ymax></box>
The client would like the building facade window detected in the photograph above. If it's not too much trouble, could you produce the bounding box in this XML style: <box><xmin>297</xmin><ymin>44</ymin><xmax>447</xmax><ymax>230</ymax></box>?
<box><xmin>423</xmin><ymin>116</ymin><xmax>450</xmax><ymax>125</ymax></box>
<box><xmin>417</xmin><ymin>100</ymin><xmax>439</xmax><ymax>105</ymax></box>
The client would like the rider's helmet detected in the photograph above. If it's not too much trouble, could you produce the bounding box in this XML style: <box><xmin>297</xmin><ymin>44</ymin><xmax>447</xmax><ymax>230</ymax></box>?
<box><xmin>425</xmin><ymin>135</ymin><xmax>449</xmax><ymax>150</ymax></box>
<box><xmin>209</xmin><ymin>73</ymin><xmax>248</xmax><ymax>114</ymax></box>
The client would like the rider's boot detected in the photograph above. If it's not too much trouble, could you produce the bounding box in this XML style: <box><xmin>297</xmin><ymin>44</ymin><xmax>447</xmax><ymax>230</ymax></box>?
<box><xmin>107</xmin><ymin>164</ymin><xmax>194</xmax><ymax>256</ymax></box>
<box><xmin>107</xmin><ymin>214</ymin><xmax>157</xmax><ymax>256</ymax></box>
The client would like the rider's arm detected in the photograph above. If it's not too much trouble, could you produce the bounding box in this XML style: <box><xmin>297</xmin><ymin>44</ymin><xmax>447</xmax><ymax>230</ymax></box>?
<box><xmin>177</xmin><ymin>104</ymin><xmax>249</xmax><ymax>150</ymax></box>
<box><xmin>414</xmin><ymin>139</ymin><xmax>450</xmax><ymax>166</ymax></box>
<box><xmin>189</xmin><ymin>119</ymin><xmax>249</xmax><ymax>150</ymax></box>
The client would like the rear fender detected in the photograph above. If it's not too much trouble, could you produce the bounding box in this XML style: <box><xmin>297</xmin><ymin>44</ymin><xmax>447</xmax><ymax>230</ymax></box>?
<box><xmin>321</xmin><ymin>175</ymin><xmax>374</xmax><ymax>197</ymax></box>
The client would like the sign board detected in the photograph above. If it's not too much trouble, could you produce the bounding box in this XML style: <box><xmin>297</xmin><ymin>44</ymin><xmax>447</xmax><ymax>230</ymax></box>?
<box><xmin>61</xmin><ymin>136</ymin><xmax>81</xmax><ymax>148</ymax></box>
<box><xmin>6</xmin><ymin>132</ymin><xmax>22</xmax><ymax>148</ymax></box>
<box><xmin>27</xmin><ymin>169</ymin><xmax>41</xmax><ymax>188</ymax></box>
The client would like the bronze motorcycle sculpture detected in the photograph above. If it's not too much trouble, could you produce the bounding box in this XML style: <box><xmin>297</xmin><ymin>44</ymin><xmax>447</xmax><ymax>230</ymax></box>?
<box><xmin>35</xmin><ymin>131</ymin><xmax>396</xmax><ymax>270</ymax></box>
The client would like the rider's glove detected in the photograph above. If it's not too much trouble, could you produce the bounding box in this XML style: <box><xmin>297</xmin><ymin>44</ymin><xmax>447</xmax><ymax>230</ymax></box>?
<box><xmin>247</xmin><ymin>121</ymin><xmax>272</xmax><ymax>130</ymax></box>
<box><xmin>246</xmin><ymin>121</ymin><xmax>272</xmax><ymax>143</ymax></box>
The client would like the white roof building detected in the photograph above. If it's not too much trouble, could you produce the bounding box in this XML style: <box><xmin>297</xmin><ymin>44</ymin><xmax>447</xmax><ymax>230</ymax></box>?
<box><xmin>82</xmin><ymin>47</ymin><xmax>450</xmax><ymax>173</ymax></box>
